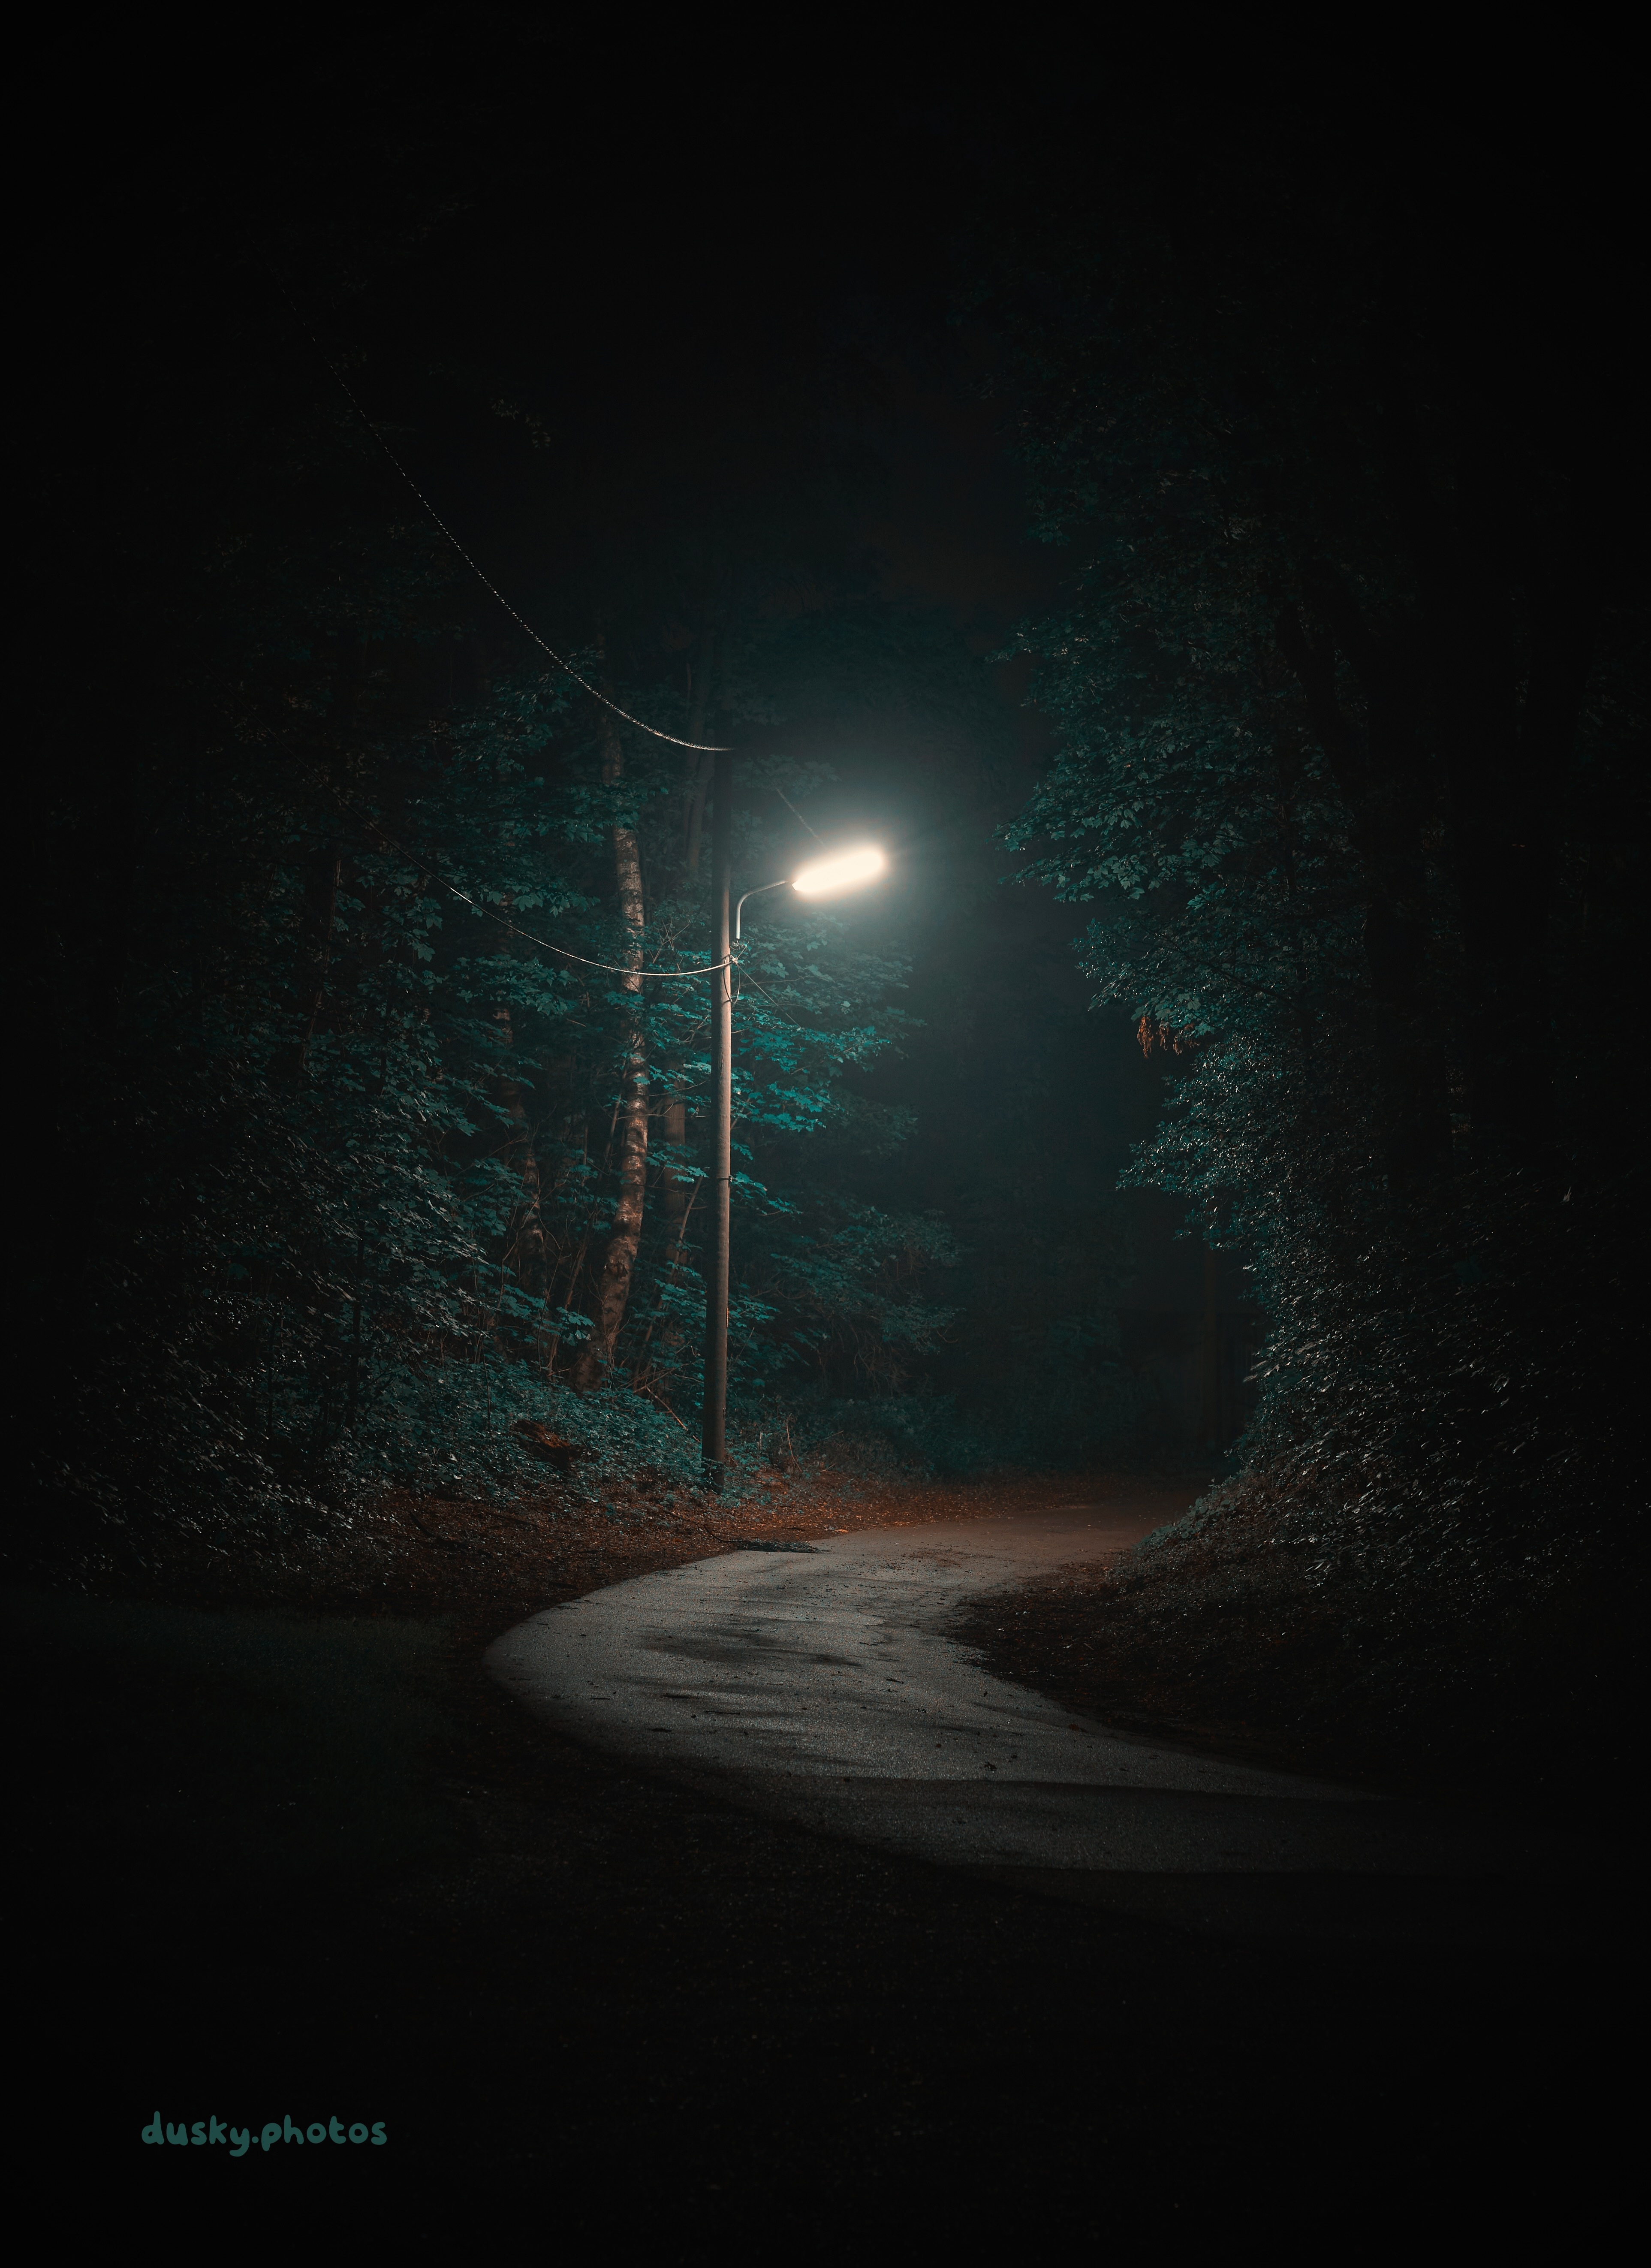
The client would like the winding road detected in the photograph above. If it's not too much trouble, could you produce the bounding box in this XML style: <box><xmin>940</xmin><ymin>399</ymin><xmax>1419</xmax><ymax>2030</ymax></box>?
<box><xmin>487</xmin><ymin>1497</ymin><xmax>1601</xmax><ymax>1941</ymax></box>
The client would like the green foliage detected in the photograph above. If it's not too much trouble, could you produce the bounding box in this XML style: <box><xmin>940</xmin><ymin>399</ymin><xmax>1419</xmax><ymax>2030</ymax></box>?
<box><xmin>984</xmin><ymin>133</ymin><xmax>1642</xmax><ymax>1590</ymax></box>
<box><xmin>31</xmin><ymin>311</ymin><xmax>994</xmax><ymax>1539</ymax></box>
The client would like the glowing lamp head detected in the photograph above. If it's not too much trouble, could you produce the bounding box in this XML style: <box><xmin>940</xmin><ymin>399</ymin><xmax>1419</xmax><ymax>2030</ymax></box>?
<box><xmin>790</xmin><ymin>845</ymin><xmax>886</xmax><ymax>899</ymax></box>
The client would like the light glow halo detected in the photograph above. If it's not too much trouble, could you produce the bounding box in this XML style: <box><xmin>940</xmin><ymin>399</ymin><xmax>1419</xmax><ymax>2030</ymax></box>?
<box><xmin>790</xmin><ymin>845</ymin><xmax>886</xmax><ymax>898</ymax></box>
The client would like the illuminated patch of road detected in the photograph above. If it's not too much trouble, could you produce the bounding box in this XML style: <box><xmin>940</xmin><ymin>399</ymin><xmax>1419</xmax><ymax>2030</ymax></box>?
<box><xmin>487</xmin><ymin>1504</ymin><xmax>1596</xmax><ymax>1939</ymax></box>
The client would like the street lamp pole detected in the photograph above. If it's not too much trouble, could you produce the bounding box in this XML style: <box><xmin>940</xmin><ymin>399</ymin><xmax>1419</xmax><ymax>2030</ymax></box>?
<box><xmin>698</xmin><ymin>801</ymin><xmax>886</xmax><ymax>1491</ymax></box>
<box><xmin>701</xmin><ymin>742</ymin><xmax>734</xmax><ymax>1489</ymax></box>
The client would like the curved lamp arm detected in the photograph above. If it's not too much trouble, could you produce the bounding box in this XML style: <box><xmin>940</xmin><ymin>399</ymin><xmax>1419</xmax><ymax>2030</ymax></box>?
<box><xmin>733</xmin><ymin>876</ymin><xmax>790</xmax><ymax>943</ymax></box>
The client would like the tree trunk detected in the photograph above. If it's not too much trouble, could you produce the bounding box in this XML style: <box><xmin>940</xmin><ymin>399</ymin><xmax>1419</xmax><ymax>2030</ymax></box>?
<box><xmin>573</xmin><ymin>712</ymin><xmax>649</xmax><ymax>1388</ymax></box>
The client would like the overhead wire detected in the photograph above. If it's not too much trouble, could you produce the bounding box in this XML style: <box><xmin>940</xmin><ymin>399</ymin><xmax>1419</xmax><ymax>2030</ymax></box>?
<box><xmin>732</xmin><ymin>965</ymin><xmax>816</xmax><ymax>1030</ymax></box>
<box><xmin>269</xmin><ymin>290</ymin><xmax>844</xmax><ymax>991</ymax></box>
<box><xmin>356</xmin><ymin>799</ymin><xmax>842</xmax><ymax>1000</ymax></box>
<box><xmin>771</xmin><ymin>785</ymin><xmax>826</xmax><ymax>844</ymax></box>
<box><xmin>355</xmin><ymin>788</ymin><xmax>819</xmax><ymax>1018</ymax></box>
<box><xmin>274</xmin><ymin>277</ymin><xmax>731</xmax><ymax>754</ymax></box>
<box><xmin>337</xmin><ymin>788</ymin><xmax>731</xmax><ymax>979</ymax></box>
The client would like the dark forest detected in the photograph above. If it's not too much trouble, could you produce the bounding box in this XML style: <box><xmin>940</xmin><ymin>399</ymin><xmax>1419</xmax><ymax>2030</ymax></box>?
<box><xmin>13</xmin><ymin>28</ymin><xmax>1640</xmax><ymax>2248</ymax></box>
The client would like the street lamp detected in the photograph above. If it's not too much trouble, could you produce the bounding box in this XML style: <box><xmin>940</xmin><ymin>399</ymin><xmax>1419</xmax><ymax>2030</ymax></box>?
<box><xmin>733</xmin><ymin>843</ymin><xmax>887</xmax><ymax>938</ymax></box>
<box><xmin>702</xmin><ymin>745</ymin><xmax>886</xmax><ymax>1488</ymax></box>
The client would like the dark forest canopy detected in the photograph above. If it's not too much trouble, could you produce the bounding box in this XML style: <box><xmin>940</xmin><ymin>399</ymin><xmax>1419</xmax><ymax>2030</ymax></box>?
<box><xmin>981</xmin><ymin>124</ymin><xmax>1644</xmax><ymax>1660</ymax></box>
<box><xmin>21</xmin><ymin>41</ymin><xmax>1642</xmax><ymax>1659</ymax></box>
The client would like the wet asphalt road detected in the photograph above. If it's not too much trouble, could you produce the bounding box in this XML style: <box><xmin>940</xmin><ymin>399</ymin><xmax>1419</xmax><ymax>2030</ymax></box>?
<box><xmin>487</xmin><ymin>1498</ymin><xmax>1606</xmax><ymax>1940</ymax></box>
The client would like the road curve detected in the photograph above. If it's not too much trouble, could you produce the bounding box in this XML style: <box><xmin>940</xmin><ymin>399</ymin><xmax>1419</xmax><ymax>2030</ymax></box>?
<box><xmin>486</xmin><ymin>1499</ymin><xmax>1600</xmax><ymax>1940</ymax></box>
